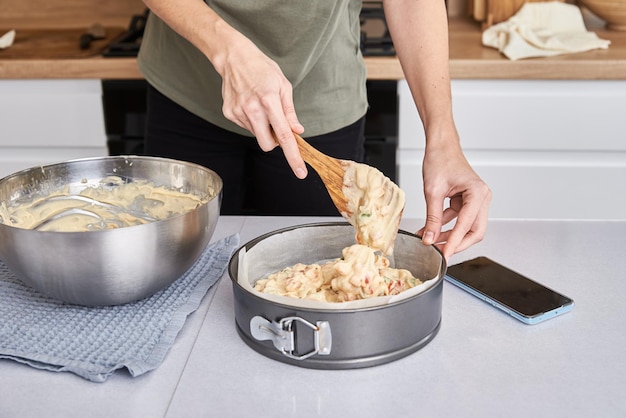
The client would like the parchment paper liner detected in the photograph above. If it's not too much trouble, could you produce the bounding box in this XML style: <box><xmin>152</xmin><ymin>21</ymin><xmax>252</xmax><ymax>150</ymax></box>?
<box><xmin>237</xmin><ymin>227</ymin><xmax>438</xmax><ymax>310</ymax></box>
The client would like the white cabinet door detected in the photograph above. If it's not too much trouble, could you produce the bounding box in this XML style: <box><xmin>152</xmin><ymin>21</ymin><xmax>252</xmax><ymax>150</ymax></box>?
<box><xmin>0</xmin><ymin>80</ymin><xmax>108</xmax><ymax>178</ymax></box>
<box><xmin>398</xmin><ymin>79</ymin><xmax>626</xmax><ymax>220</ymax></box>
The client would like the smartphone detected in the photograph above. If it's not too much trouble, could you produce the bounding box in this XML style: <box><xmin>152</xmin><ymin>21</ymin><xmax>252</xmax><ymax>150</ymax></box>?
<box><xmin>445</xmin><ymin>256</ymin><xmax>574</xmax><ymax>325</ymax></box>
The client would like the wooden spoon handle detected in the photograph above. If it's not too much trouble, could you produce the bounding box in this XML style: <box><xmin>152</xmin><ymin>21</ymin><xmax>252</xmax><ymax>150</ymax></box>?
<box><xmin>293</xmin><ymin>133</ymin><xmax>345</xmax><ymax>178</ymax></box>
<box><xmin>291</xmin><ymin>133</ymin><xmax>350</xmax><ymax>215</ymax></box>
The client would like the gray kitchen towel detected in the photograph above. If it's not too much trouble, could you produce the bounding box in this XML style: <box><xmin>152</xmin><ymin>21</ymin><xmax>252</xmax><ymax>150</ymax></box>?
<box><xmin>0</xmin><ymin>233</ymin><xmax>239</xmax><ymax>383</ymax></box>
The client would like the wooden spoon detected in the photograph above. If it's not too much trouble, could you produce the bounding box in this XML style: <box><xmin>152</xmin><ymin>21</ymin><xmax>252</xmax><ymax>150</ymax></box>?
<box><xmin>292</xmin><ymin>133</ymin><xmax>351</xmax><ymax>216</ymax></box>
<box><xmin>286</xmin><ymin>132</ymin><xmax>406</xmax><ymax>255</ymax></box>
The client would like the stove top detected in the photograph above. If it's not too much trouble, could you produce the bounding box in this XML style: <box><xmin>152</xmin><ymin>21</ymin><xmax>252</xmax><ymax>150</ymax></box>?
<box><xmin>102</xmin><ymin>9</ymin><xmax>147</xmax><ymax>57</ymax></box>
<box><xmin>103</xmin><ymin>3</ymin><xmax>394</xmax><ymax>58</ymax></box>
<box><xmin>360</xmin><ymin>2</ymin><xmax>395</xmax><ymax>57</ymax></box>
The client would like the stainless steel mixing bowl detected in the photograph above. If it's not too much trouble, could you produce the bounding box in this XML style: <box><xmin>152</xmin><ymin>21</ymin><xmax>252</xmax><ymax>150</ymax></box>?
<box><xmin>0</xmin><ymin>156</ymin><xmax>222</xmax><ymax>306</ymax></box>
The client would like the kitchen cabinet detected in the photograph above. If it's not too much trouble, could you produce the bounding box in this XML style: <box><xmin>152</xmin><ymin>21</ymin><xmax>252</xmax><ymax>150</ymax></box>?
<box><xmin>397</xmin><ymin>79</ymin><xmax>626</xmax><ymax>220</ymax></box>
<box><xmin>0</xmin><ymin>79</ymin><xmax>108</xmax><ymax>178</ymax></box>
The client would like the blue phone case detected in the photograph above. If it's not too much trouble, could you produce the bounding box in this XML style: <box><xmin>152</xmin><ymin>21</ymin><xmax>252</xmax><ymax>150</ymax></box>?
<box><xmin>444</xmin><ymin>274</ymin><xmax>574</xmax><ymax>325</ymax></box>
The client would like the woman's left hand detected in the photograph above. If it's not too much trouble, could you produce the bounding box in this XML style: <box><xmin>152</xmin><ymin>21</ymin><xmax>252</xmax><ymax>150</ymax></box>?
<box><xmin>417</xmin><ymin>141</ymin><xmax>492</xmax><ymax>261</ymax></box>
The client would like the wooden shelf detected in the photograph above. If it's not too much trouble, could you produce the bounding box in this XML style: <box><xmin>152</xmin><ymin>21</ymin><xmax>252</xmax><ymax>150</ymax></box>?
<box><xmin>1</xmin><ymin>18</ymin><xmax>625</xmax><ymax>80</ymax></box>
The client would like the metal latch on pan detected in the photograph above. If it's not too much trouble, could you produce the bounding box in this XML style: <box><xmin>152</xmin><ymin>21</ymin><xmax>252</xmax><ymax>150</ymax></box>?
<box><xmin>250</xmin><ymin>316</ymin><xmax>332</xmax><ymax>360</ymax></box>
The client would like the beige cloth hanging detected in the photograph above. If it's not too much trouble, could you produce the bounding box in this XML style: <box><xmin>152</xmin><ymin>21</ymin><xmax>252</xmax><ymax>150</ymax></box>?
<box><xmin>482</xmin><ymin>1</ymin><xmax>610</xmax><ymax>60</ymax></box>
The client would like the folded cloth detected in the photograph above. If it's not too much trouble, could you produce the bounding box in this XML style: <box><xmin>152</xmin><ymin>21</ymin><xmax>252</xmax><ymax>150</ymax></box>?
<box><xmin>0</xmin><ymin>30</ymin><xmax>15</xmax><ymax>49</ymax></box>
<box><xmin>0</xmin><ymin>234</ymin><xmax>240</xmax><ymax>383</ymax></box>
<box><xmin>482</xmin><ymin>2</ymin><xmax>610</xmax><ymax>60</ymax></box>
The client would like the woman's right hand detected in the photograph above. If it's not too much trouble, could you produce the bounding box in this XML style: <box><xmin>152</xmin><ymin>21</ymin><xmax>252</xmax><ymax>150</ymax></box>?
<box><xmin>217</xmin><ymin>34</ymin><xmax>308</xmax><ymax>179</ymax></box>
<box><xmin>142</xmin><ymin>0</ymin><xmax>308</xmax><ymax>179</ymax></box>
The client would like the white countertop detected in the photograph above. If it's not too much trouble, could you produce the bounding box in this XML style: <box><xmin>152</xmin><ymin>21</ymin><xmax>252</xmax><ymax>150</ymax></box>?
<box><xmin>1</xmin><ymin>216</ymin><xmax>625</xmax><ymax>418</ymax></box>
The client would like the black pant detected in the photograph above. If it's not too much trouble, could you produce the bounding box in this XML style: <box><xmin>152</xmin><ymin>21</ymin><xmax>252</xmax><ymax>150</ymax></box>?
<box><xmin>144</xmin><ymin>84</ymin><xmax>366</xmax><ymax>216</ymax></box>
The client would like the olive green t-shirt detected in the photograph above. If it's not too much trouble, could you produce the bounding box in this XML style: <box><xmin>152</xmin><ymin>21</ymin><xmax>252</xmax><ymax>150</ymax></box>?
<box><xmin>137</xmin><ymin>0</ymin><xmax>368</xmax><ymax>138</ymax></box>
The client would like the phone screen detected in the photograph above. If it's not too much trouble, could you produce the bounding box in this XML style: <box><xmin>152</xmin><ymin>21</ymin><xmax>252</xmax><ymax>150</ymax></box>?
<box><xmin>445</xmin><ymin>256</ymin><xmax>573</xmax><ymax>323</ymax></box>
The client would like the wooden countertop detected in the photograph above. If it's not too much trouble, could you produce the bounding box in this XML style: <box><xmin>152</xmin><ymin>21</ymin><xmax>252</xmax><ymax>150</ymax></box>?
<box><xmin>1</xmin><ymin>18</ymin><xmax>625</xmax><ymax>80</ymax></box>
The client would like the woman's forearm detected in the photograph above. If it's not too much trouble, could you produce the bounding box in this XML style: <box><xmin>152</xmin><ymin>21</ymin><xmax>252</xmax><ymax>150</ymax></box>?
<box><xmin>382</xmin><ymin>0</ymin><xmax>457</xmax><ymax>146</ymax></box>
<box><xmin>142</xmin><ymin>0</ymin><xmax>243</xmax><ymax>75</ymax></box>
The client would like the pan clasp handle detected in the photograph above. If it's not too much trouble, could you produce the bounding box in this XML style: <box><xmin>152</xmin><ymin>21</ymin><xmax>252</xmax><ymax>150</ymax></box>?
<box><xmin>250</xmin><ymin>315</ymin><xmax>332</xmax><ymax>360</ymax></box>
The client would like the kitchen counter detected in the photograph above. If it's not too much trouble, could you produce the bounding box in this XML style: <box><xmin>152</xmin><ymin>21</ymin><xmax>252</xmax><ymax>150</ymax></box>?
<box><xmin>1</xmin><ymin>18</ymin><xmax>625</xmax><ymax>80</ymax></box>
<box><xmin>1</xmin><ymin>216</ymin><xmax>625</xmax><ymax>418</ymax></box>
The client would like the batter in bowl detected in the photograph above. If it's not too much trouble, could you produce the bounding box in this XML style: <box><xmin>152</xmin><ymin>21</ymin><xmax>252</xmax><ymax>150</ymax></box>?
<box><xmin>0</xmin><ymin>176</ymin><xmax>212</xmax><ymax>232</ymax></box>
